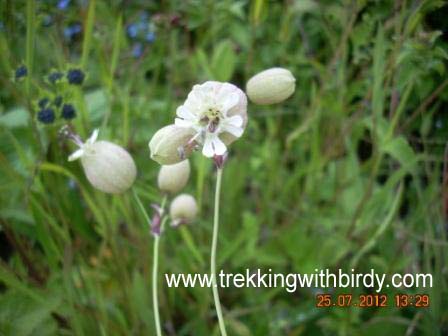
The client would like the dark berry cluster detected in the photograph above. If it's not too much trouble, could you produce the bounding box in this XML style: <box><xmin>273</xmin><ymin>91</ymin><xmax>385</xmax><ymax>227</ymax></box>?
<box><xmin>47</xmin><ymin>68</ymin><xmax>85</xmax><ymax>86</ymax></box>
<box><xmin>37</xmin><ymin>108</ymin><xmax>55</xmax><ymax>124</ymax></box>
<box><xmin>48</xmin><ymin>71</ymin><xmax>63</xmax><ymax>84</ymax></box>
<box><xmin>15</xmin><ymin>65</ymin><xmax>28</xmax><ymax>80</ymax></box>
<box><xmin>66</xmin><ymin>68</ymin><xmax>85</xmax><ymax>85</ymax></box>
<box><xmin>36</xmin><ymin>95</ymin><xmax>76</xmax><ymax>125</ymax></box>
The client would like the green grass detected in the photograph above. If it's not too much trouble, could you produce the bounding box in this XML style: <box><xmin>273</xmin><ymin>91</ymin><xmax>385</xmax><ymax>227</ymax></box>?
<box><xmin>0</xmin><ymin>0</ymin><xmax>448</xmax><ymax>335</ymax></box>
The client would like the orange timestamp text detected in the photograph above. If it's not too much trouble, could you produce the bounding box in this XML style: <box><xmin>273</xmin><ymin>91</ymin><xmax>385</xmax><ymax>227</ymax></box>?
<box><xmin>316</xmin><ymin>294</ymin><xmax>430</xmax><ymax>308</ymax></box>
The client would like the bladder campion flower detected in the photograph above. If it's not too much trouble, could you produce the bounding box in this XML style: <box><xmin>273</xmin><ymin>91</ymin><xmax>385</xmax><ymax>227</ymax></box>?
<box><xmin>169</xmin><ymin>194</ymin><xmax>198</xmax><ymax>226</ymax></box>
<box><xmin>174</xmin><ymin>81</ymin><xmax>247</xmax><ymax>158</ymax></box>
<box><xmin>157</xmin><ymin>160</ymin><xmax>190</xmax><ymax>194</ymax></box>
<box><xmin>66</xmin><ymin>128</ymin><xmax>137</xmax><ymax>194</ymax></box>
<box><xmin>246</xmin><ymin>67</ymin><xmax>296</xmax><ymax>105</ymax></box>
<box><xmin>149</xmin><ymin>124</ymin><xmax>196</xmax><ymax>165</ymax></box>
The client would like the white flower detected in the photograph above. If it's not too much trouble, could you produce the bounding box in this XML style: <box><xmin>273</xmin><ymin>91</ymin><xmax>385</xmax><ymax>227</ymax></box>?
<box><xmin>68</xmin><ymin>129</ymin><xmax>137</xmax><ymax>194</ymax></box>
<box><xmin>246</xmin><ymin>67</ymin><xmax>296</xmax><ymax>105</ymax></box>
<box><xmin>68</xmin><ymin>129</ymin><xmax>99</xmax><ymax>161</ymax></box>
<box><xmin>174</xmin><ymin>81</ymin><xmax>247</xmax><ymax>158</ymax></box>
<box><xmin>149</xmin><ymin>125</ymin><xmax>196</xmax><ymax>165</ymax></box>
<box><xmin>170</xmin><ymin>194</ymin><xmax>198</xmax><ymax>226</ymax></box>
<box><xmin>157</xmin><ymin>160</ymin><xmax>190</xmax><ymax>194</ymax></box>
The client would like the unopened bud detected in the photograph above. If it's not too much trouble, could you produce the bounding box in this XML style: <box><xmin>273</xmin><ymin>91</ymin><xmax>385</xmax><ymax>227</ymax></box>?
<box><xmin>158</xmin><ymin>160</ymin><xmax>190</xmax><ymax>194</ymax></box>
<box><xmin>67</xmin><ymin>129</ymin><xmax>137</xmax><ymax>194</ymax></box>
<box><xmin>149</xmin><ymin>124</ymin><xmax>196</xmax><ymax>165</ymax></box>
<box><xmin>170</xmin><ymin>194</ymin><xmax>198</xmax><ymax>226</ymax></box>
<box><xmin>246</xmin><ymin>67</ymin><xmax>296</xmax><ymax>105</ymax></box>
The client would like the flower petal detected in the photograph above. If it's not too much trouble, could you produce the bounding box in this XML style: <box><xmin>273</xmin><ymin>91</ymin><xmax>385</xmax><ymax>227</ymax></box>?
<box><xmin>220</xmin><ymin>92</ymin><xmax>239</xmax><ymax>113</ymax></box>
<box><xmin>226</xmin><ymin>115</ymin><xmax>243</xmax><ymax>127</ymax></box>
<box><xmin>202</xmin><ymin>136</ymin><xmax>215</xmax><ymax>158</ymax></box>
<box><xmin>221</xmin><ymin>124</ymin><xmax>244</xmax><ymax>137</ymax></box>
<box><xmin>212</xmin><ymin>136</ymin><xmax>227</xmax><ymax>155</ymax></box>
<box><xmin>175</xmin><ymin>118</ymin><xmax>194</xmax><ymax>128</ymax></box>
<box><xmin>176</xmin><ymin>106</ymin><xmax>196</xmax><ymax>121</ymax></box>
<box><xmin>202</xmin><ymin>133</ymin><xmax>227</xmax><ymax>157</ymax></box>
<box><xmin>68</xmin><ymin>148</ymin><xmax>84</xmax><ymax>161</ymax></box>
<box><xmin>87</xmin><ymin>129</ymin><xmax>99</xmax><ymax>145</ymax></box>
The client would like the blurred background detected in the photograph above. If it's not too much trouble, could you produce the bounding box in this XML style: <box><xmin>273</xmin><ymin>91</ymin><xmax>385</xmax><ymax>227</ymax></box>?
<box><xmin>0</xmin><ymin>0</ymin><xmax>448</xmax><ymax>335</ymax></box>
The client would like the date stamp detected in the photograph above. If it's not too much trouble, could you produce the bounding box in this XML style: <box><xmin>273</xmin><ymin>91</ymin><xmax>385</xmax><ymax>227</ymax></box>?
<box><xmin>316</xmin><ymin>294</ymin><xmax>430</xmax><ymax>308</ymax></box>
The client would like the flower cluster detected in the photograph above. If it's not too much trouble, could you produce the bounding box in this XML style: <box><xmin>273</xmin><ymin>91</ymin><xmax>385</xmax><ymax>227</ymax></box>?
<box><xmin>126</xmin><ymin>12</ymin><xmax>156</xmax><ymax>58</ymax></box>
<box><xmin>34</xmin><ymin>68</ymin><xmax>85</xmax><ymax>125</ymax></box>
<box><xmin>37</xmin><ymin>96</ymin><xmax>76</xmax><ymax>124</ymax></box>
<box><xmin>149</xmin><ymin>81</ymin><xmax>248</xmax><ymax>164</ymax></box>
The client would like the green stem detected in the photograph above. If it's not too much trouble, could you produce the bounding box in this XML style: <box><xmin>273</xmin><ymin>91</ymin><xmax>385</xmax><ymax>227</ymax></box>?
<box><xmin>211</xmin><ymin>168</ymin><xmax>227</xmax><ymax>336</ymax></box>
<box><xmin>153</xmin><ymin>214</ymin><xmax>168</xmax><ymax>336</ymax></box>
<box><xmin>133</xmin><ymin>189</ymin><xmax>152</xmax><ymax>229</ymax></box>
<box><xmin>133</xmin><ymin>189</ymin><xmax>167</xmax><ymax>336</ymax></box>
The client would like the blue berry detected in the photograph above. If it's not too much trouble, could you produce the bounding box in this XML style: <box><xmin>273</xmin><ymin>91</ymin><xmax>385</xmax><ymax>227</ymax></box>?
<box><xmin>67</xmin><ymin>68</ymin><xmax>85</xmax><ymax>85</ymax></box>
<box><xmin>38</xmin><ymin>97</ymin><xmax>49</xmax><ymax>108</ymax></box>
<box><xmin>64</xmin><ymin>23</ymin><xmax>82</xmax><ymax>40</ymax></box>
<box><xmin>15</xmin><ymin>65</ymin><xmax>27</xmax><ymax>79</ymax></box>
<box><xmin>37</xmin><ymin>108</ymin><xmax>55</xmax><ymax>124</ymax></box>
<box><xmin>126</xmin><ymin>24</ymin><xmax>139</xmax><ymax>39</ymax></box>
<box><xmin>132</xmin><ymin>43</ymin><xmax>143</xmax><ymax>58</ymax></box>
<box><xmin>140</xmin><ymin>11</ymin><xmax>150</xmax><ymax>22</ymax></box>
<box><xmin>57</xmin><ymin>0</ymin><xmax>71</xmax><ymax>10</ymax></box>
<box><xmin>145</xmin><ymin>31</ymin><xmax>156</xmax><ymax>43</ymax></box>
<box><xmin>54</xmin><ymin>95</ymin><xmax>63</xmax><ymax>107</ymax></box>
<box><xmin>61</xmin><ymin>104</ymin><xmax>76</xmax><ymax>120</ymax></box>
<box><xmin>48</xmin><ymin>71</ymin><xmax>63</xmax><ymax>84</ymax></box>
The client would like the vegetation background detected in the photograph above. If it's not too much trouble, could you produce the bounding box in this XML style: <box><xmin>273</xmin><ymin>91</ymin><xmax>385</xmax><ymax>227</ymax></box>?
<box><xmin>0</xmin><ymin>0</ymin><xmax>447</xmax><ymax>335</ymax></box>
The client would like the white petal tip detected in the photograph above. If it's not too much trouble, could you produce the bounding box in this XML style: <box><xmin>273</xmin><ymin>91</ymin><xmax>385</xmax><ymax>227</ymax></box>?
<box><xmin>68</xmin><ymin>149</ymin><xmax>84</xmax><ymax>161</ymax></box>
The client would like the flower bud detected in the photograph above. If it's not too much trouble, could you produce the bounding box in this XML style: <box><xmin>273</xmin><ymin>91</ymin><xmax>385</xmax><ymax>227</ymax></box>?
<box><xmin>67</xmin><ymin>129</ymin><xmax>137</xmax><ymax>194</ymax></box>
<box><xmin>157</xmin><ymin>160</ymin><xmax>190</xmax><ymax>194</ymax></box>
<box><xmin>169</xmin><ymin>194</ymin><xmax>198</xmax><ymax>226</ymax></box>
<box><xmin>246</xmin><ymin>67</ymin><xmax>296</xmax><ymax>105</ymax></box>
<box><xmin>149</xmin><ymin>124</ymin><xmax>195</xmax><ymax>165</ymax></box>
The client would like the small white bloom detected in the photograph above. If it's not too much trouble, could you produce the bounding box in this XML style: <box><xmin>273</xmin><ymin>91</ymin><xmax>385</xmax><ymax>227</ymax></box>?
<box><xmin>68</xmin><ymin>129</ymin><xmax>137</xmax><ymax>194</ymax></box>
<box><xmin>68</xmin><ymin>129</ymin><xmax>99</xmax><ymax>161</ymax></box>
<box><xmin>157</xmin><ymin>160</ymin><xmax>190</xmax><ymax>194</ymax></box>
<box><xmin>149</xmin><ymin>124</ymin><xmax>196</xmax><ymax>165</ymax></box>
<box><xmin>174</xmin><ymin>81</ymin><xmax>247</xmax><ymax>158</ymax></box>
<box><xmin>170</xmin><ymin>194</ymin><xmax>198</xmax><ymax>226</ymax></box>
<box><xmin>246</xmin><ymin>67</ymin><xmax>296</xmax><ymax>105</ymax></box>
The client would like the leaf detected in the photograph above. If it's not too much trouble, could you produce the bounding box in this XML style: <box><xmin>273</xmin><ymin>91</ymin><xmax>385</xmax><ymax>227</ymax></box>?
<box><xmin>0</xmin><ymin>290</ymin><xmax>59</xmax><ymax>336</ymax></box>
<box><xmin>195</xmin><ymin>48</ymin><xmax>213</xmax><ymax>79</ymax></box>
<box><xmin>211</xmin><ymin>40</ymin><xmax>236</xmax><ymax>82</ymax></box>
<box><xmin>85</xmin><ymin>89</ymin><xmax>109</xmax><ymax>122</ymax></box>
<box><xmin>372</xmin><ymin>26</ymin><xmax>386</xmax><ymax>117</ymax></box>
<box><xmin>0</xmin><ymin>108</ymin><xmax>29</xmax><ymax>128</ymax></box>
<box><xmin>381</xmin><ymin>136</ymin><xmax>417</xmax><ymax>172</ymax></box>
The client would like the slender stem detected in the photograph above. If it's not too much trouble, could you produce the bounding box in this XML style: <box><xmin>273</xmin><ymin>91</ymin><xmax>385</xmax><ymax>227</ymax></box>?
<box><xmin>133</xmin><ymin>189</ymin><xmax>167</xmax><ymax>336</ymax></box>
<box><xmin>132</xmin><ymin>189</ymin><xmax>152</xmax><ymax>229</ymax></box>
<box><xmin>152</xmin><ymin>215</ymin><xmax>168</xmax><ymax>336</ymax></box>
<box><xmin>211</xmin><ymin>168</ymin><xmax>227</xmax><ymax>336</ymax></box>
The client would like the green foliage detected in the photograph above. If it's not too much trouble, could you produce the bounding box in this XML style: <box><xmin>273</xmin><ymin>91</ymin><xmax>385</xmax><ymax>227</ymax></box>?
<box><xmin>0</xmin><ymin>0</ymin><xmax>447</xmax><ymax>335</ymax></box>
